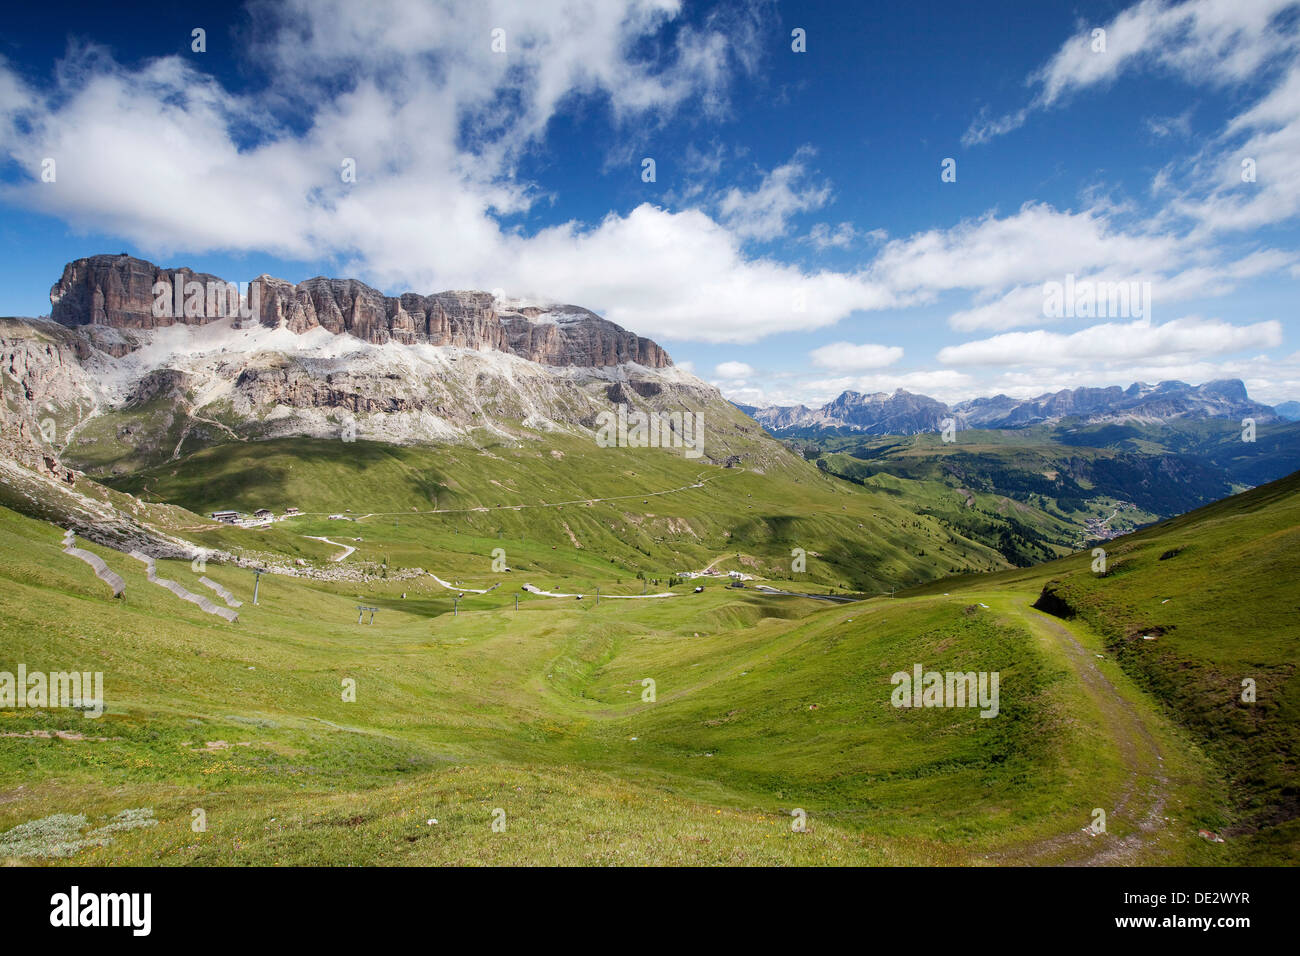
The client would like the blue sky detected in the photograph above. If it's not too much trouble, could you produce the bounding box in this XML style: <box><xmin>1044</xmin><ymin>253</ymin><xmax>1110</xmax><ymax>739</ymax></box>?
<box><xmin>1</xmin><ymin>0</ymin><xmax>1298</xmax><ymax>406</ymax></box>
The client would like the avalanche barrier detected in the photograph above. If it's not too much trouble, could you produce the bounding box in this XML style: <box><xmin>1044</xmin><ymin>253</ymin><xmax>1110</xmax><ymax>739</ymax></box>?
<box><xmin>128</xmin><ymin>551</ymin><xmax>238</xmax><ymax>623</ymax></box>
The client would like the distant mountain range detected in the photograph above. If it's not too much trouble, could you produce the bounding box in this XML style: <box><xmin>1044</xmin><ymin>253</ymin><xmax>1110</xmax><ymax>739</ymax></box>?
<box><xmin>740</xmin><ymin>380</ymin><xmax>1286</xmax><ymax>435</ymax></box>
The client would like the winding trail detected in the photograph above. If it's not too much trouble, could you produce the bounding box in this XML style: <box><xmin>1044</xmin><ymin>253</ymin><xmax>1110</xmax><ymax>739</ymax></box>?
<box><xmin>427</xmin><ymin>572</ymin><xmax>499</xmax><ymax>594</ymax></box>
<box><xmin>304</xmin><ymin>536</ymin><xmax>356</xmax><ymax>561</ymax></box>
<box><xmin>520</xmin><ymin>583</ymin><xmax>675</xmax><ymax>599</ymax></box>
<box><xmin>988</xmin><ymin>600</ymin><xmax>1171</xmax><ymax>866</ymax></box>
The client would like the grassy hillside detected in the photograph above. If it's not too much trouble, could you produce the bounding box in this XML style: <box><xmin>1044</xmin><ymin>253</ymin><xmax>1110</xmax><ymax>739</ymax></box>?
<box><xmin>103</xmin><ymin>433</ymin><xmax>1017</xmax><ymax>594</ymax></box>
<box><xmin>907</xmin><ymin>470</ymin><xmax>1300</xmax><ymax>861</ymax></box>
<box><xmin>0</xmin><ymin>496</ymin><xmax>1225</xmax><ymax>865</ymax></box>
<box><xmin>1</xmin><ymin>429</ymin><xmax>1292</xmax><ymax>865</ymax></box>
<box><xmin>1055</xmin><ymin>418</ymin><xmax>1300</xmax><ymax>488</ymax></box>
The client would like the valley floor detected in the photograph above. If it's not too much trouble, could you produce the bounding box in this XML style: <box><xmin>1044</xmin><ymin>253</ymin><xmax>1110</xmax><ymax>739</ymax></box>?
<box><xmin>0</xmin><ymin>498</ymin><xmax>1235</xmax><ymax>866</ymax></box>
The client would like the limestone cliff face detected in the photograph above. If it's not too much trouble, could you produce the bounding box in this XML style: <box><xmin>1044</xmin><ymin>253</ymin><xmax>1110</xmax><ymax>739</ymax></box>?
<box><xmin>0</xmin><ymin>318</ymin><xmax>98</xmax><ymax>483</ymax></box>
<box><xmin>51</xmin><ymin>254</ymin><xmax>671</xmax><ymax>368</ymax></box>
<box><xmin>50</xmin><ymin>255</ymin><xmax>230</xmax><ymax>330</ymax></box>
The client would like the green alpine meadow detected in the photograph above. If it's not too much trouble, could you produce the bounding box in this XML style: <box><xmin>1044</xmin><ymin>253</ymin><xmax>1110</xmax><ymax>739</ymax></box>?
<box><xmin>1</xmin><ymin>0</ymin><xmax>1297</xmax><ymax>899</ymax></box>
<box><xmin>1</xmin><ymin>407</ymin><xmax>1295</xmax><ymax>865</ymax></box>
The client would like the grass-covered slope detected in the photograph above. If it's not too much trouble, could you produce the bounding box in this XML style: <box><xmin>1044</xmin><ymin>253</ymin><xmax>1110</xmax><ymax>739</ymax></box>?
<box><xmin>104</xmin><ymin>433</ymin><xmax>1016</xmax><ymax>593</ymax></box>
<box><xmin>910</xmin><ymin>470</ymin><xmax>1300</xmax><ymax>861</ymax></box>
<box><xmin>0</xmin><ymin>490</ymin><xmax>1224</xmax><ymax>865</ymax></box>
<box><xmin>2</xmin><ymin>426</ymin><xmax>1291</xmax><ymax>865</ymax></box>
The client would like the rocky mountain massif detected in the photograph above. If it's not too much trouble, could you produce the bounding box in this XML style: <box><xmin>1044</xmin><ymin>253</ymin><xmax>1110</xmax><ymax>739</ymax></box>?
<box><xmin>5</xmin><ymin>255</ymin><xmax>784</xmax><ymax>484</ymax></box>
<box><xmin>50</xmin><ymin>254</ymin><xmax>669</xmax><ymax>368</ymax></box>
<box><xmin>743</xmin><ymin>379</ymin><xmax>1282</xmax><ymax>436</ymax></box>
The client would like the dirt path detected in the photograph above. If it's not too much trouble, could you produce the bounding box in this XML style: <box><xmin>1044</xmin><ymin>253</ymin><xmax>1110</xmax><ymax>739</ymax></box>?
<box><xmin>990</xmin><ymin>602</ymin><xmax>1170</xmax><ymax>866</ymax></box>
<box><xmin>521</xmin><ymin>583</ymin><xmax>674</xmax><ymax>599</ymax></box>
<box><xmin>426</xmin><ymin>572</ymin><xmax>498</xmax><ymax>594</ymax></box>
<box><xmin>304</xmin><ymin>535</ymin><xmax>356</xmax><ymax>561</ymax></box>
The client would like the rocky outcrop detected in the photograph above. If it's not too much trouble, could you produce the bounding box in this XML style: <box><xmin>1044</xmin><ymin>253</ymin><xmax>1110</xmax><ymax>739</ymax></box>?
<box><xmin>232</xmin><ymin>362</ymin><xmax>424</xmax><ymax>415</ymax></box>
<box><xmin>0</xmin><ymin>318</ymin><xmax>98</xmax><ymax>482</ymax></box>
<box><xmin>125</xmin><ymin>368</ymin><xmax>192</xmax><ymax>407</ymax></box>
<box><xmin>1032</xmin><ymin>581</ymin><xmax>1077</xmax><ymax>619</ymax></box>
<box><xmin>50</xmin><ymin>254</ymin><xmax>230</xmax><ymax>329</ymax></box>
<box><xmin>51</xmin><ymin>254</ymin><xmax>671</xmax><ymax>368</ymax></box>
<box><xmin>253</xmin><ymin>275</ymin><xmax>670</xmax><ymax>366</ymax></box>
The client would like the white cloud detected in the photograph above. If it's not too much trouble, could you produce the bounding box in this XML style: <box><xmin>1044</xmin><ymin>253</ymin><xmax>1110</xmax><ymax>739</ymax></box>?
<box><xmin>1</xmin><ymin>0</ymin><xmax>1297</xmax><ymax>385</ymax></box>
<box><xmin>0</xmin><ymin>2</ymin><xmax>907</xmax><ymax>346</ymax></box>
<box><xmin>714</xmin><ymin>360</ymin><xmax>755</xmax><ymax>378</ymax></box>
<box><xmin>962</xmin><ymin>106</ymin><xmax>1030</xmax><ymax>147</ymax></box>
<box><xmin>808</xmin><ymin>342</ymin><xmax>904</xmax><ymax>371</ymax></box>
<box><xmin>803</xmin><ymin>221</ymin><xmax>857</xmax><ymax>250</ymax></box>
<box><xmin>1</xmin><ymin>2</ymin><xmax>896</xmax><ymax>347</ymax></box>
<box><xmin>869</xmin><ymin>203</ymin><xmax>1182</xmax><ymax>297</ymax></box>
<box><xmin>938</xmin><ymin>316</ymin><xmax>1283</xmax><ymax>367</ymax></box>
<box><xmin>1145</xmin><ymin>108</ymin><xmax>1194</xmax><ymax>139</ymax></box>
<box><xmin>966</xmin><ymin>0</ymin><xmax>1300</xmax><ymax>145</ymax></box>
<box><xmin>493</xmin><ymin>204</ymin><xmax>896</xmax><ymax>342</ymax></box>
<box><xmin>722</xmin><ymin>355</ymin><xmax>1300</xmax><ymax>409</ymax></box>
<box><xmin>716</xmin><ymin>368</ymin><xmax>976</xmax><ymax>408</ymax></box>
<box><xmin>947</xmin><ymin>250</ymin><xmax>1295</xmax><ymax>331</ymax></box>
<box><xmin>958</xmin><ymin>0</ymin><xmax>1300</xmax><ymax>289</ymax></box>
<box><xmin>838</xmin><ymin>370</ymin><xmax>973</xmax><ymax>398</ymax></box>
<box><xmin>956</xmin><ymin>356</ymin><xmax>1300</xmax><ymax>405</ymax></box>
<box><xmin>1036</xmin><ymin>0</ymin><xmax>1297</xmax><ymax>106</ymax></box>
<box><xmin>1169</xmin><ymin>62</ymin><xmax>1300</xmax><ymax>238</ymax></box>
<box><xmin>716</xmin><ymin>146</ymin><xmax>830</xmax><ymax>241</ymax></box>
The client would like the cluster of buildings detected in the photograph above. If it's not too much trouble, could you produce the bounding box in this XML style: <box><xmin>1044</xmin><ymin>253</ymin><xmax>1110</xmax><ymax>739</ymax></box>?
<box><xmin>210</xmin><ymin>506</ymin><xmax>301</xmax><ymax>526</ymax></box>
<box><xmin>677</xmin><ymin>568</ymin><xmax>753</xmax><ymax>581</ymax></box>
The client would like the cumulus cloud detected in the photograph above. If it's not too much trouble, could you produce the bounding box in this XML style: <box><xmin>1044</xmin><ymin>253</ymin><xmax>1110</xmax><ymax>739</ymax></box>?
<box><xmin>0</xmin><ymin>0</ymin><xmax>1297</xmax><ymax>395</ymax></box>
<box><xmin>0</xmin><ymin>0</ymin><xmax>893</xmax><ymax>345</ymax></box>
<box><xmin>808</xmin><ymin>342</ymin><xmax>904</xmax><ymax>371</ymax></box>
<box><xmin>803</xmin><ymin>221</ymin><xmax>857</xmax><ymax>250</ymax></box>
<box><xmin>946</xmin><ymin>250</ymin><xmax>1295</xmax><ymax>331</ymax></box>
<box><xmin>937</xmin><ymin>316</ymin><xmax>1283</xmax><ymax>367</ymax></box>
<box><xmin>714</xmin><ymin>360</ymin><xmax>755</xmax><ymax>378</ymax></box>
<box><xmin>868</xmin><ymin>203</ymin><xmax>1182</xmax><ymax>298</ymax></box>
<box><xmin>716</xmin><ymin>146</ymin><xmax>831</xmax><ymax>241</ymax></box>
<box><xmin>494</xmin><ymin>205</ymin><xmax>895</xmax><ymax>342</ymax></box>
